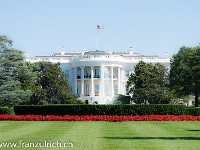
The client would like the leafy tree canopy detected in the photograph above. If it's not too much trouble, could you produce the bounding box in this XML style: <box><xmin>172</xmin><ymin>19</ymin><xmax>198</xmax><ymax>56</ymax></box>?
<box><xmin>0</xmin><ymin>35</ymin><xmax>35</xmax><ymax>107</ymax></box>
<box><xmin>26</xmin><ymin>61</ymin><xmax>84</xmax><ymax>104</ymax></box>
<box><xmin>127</xmin><ymin>61</ymin><xmax>171</xmax><ymax>104</ymax></box>
<box><xmin>170</xmin><ymin>46</ymin><xmax>200</xmax><ymax>107</ymax></box>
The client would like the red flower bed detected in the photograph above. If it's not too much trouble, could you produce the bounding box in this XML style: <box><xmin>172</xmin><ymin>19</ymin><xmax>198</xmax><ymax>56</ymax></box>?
<box><xmin>0</xmin><ymin>115</ymin><xmax>200</xmax><ymax>122</ymax></box>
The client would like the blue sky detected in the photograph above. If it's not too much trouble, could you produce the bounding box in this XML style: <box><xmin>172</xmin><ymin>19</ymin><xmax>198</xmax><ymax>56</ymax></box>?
<box><xmin>1</xmin><ymin>0</ymin><xmax>200</xmax><ymax>57</ymax></box>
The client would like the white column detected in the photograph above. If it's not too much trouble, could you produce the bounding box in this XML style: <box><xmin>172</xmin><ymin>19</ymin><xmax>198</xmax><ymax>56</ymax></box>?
<box><xmin>74</xmin><ymin>67</ymin><xmax>77</xmax><ymax>95</ymax></box>
<box><xmin>118</xmin><ymin>67</ymin><xmax>121</xmax><ymax>94</ymax></box>
<box><xmin>100</xmin><ymin>65</ymin><xmax>104</xmax><ymax>96</ymax></box>
<box><xmin>81</xmin><ymin>66</ymin><xmax>84</xmax><ymax>96</ymax></box>
<box><xmin>90</xmin><ymin>66</ymin><xmax>94</xmax><ymax>96</ymax></box>
<box><xmin>111</xmin><ymin>66</ymin><xmax>114</xmax><ymax>96</ymax></box>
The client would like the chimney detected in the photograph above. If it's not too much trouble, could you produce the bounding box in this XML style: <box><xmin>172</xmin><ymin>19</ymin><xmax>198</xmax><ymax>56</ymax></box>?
<box><xmin>108</xmin><ymin>48</ymin><xmax>112</xmax><ymax>55</ymax></box>
<box><xmin>129</xmin><ymin>46</ymin><xmax>133</xmax><ymax>55</ymax></box>
<box><xmin>82</xmin><ymin>48</ymin><xmax>87</xmax><ymax>55</ymax></box>
<box><xmin>60</xmin><ymin>47</ymin><xmax>65</xmax><ymax>56</ymax></box>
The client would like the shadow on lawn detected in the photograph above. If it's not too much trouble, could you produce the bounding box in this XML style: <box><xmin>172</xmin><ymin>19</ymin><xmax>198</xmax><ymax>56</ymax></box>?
<box><xmin>101</xmin><ymin>137</ymin><xmax>200</xmax><ymax>140</ymax></box>
<box><xmin>187</xmin><ymin>130</ymin><xmax>200</xmax><ymax>132</ymax></box>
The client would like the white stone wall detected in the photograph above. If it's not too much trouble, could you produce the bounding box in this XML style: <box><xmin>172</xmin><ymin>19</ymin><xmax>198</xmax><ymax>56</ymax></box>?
<box><xmin>26</xmin><ymin>53</ymin><xmax>170</xmax><ymax>104</ymax></box>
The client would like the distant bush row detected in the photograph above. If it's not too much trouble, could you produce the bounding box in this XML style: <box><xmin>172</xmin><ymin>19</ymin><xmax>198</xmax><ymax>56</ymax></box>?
<box><xmin>184</xmin><ymin>107</ymin><xmax>200</xmax><ymax>116</ymax></box>
<box><xmin>13</xmin><ymin>104</ymin><xmax>186</xmax><ymax>116</ymax></box>
<box><xmin>3</xmin><ymin>105</ymin><xmax>200</xmax><ymax>116</ymax></box>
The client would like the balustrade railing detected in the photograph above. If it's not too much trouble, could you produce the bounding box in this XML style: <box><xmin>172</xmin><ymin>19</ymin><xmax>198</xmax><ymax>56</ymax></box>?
<box><xmin>26</xmin><ymin>55</ymin><xmax>170</xmax><ymax>63</ymax></box>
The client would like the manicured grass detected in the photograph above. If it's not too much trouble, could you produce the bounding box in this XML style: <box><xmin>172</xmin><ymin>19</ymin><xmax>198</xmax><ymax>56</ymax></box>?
<box><xmin>0</xmin><ymin>121</ymin><xmax>200</xmax><ymax>150</ymax></box>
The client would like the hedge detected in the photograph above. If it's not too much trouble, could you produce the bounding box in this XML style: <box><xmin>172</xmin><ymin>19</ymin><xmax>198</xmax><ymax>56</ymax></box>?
<box><xmin>184</xmin><ymin>107</ymin><xmax>200</xmax><ymax>116</ymax></box>
<box><xmin>14</xmin><ymin>104</ymin><xmax>186</xmax><ymax>116</ymax></box>
<box><xmin>0</xmin><ymin>107</ymin><xmax>14</xmax><ymax>115</ymax></box>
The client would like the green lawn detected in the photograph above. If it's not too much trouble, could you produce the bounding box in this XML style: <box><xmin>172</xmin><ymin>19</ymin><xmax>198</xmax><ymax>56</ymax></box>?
<box><xmin>0</xmin><ymin>121</ymin><xmax>200</xmax><ymax>150</ymax></box>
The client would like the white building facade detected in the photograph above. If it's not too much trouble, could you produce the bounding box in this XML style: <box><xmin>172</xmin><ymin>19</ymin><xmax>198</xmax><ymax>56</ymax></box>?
<box><xmin>26</xmin><ymin>48</ymin><xmax>170</xmax><ymax>104</ymax></box>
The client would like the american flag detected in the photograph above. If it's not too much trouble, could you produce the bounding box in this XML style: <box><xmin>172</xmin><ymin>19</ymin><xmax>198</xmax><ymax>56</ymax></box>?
<box><xmin>97</xmin><ymin>25</ymin><xmax>104</xmax><ymax>29</ymax></box>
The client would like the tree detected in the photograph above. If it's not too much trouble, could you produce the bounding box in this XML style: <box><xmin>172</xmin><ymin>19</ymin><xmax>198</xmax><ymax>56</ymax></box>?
<box><xmin>27</xmin><ymin>61</ymin><xmax>83</xmax><ymax>104</ymax></box>
<box><xmin>25</xmin><ymin>62</ymin><xmax>48</xmax><ymax>105</ymax></box>
<box><xmin>147</xmin><ymin>63</ymin><xmax>171</xmax><ymax>104</ymax></box>
<box><xmin>127</xmin><ymin>61</ymin><xmax>170</xmax><ymax>104</ymax></box>
<box><xmin>0</xmin><ymin>36</ymin><xmax>35</xmax><ymax>107</ymax></box>
<box><xmin>170</xmin><ymin>46</ymin><xmax>200</xmax><ymax>107</ymax></box>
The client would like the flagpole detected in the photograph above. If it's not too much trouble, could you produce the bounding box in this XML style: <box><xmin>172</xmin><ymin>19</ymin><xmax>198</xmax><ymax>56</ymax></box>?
<box><xmin>97</xmin><ymin>26</ymin><xmax>98</xmax><ymax>50</ymax></box>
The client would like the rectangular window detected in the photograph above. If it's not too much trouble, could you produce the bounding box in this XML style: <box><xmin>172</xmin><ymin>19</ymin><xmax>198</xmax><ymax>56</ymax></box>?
<box><xmin>113</xmin><ymin>70</ymin><xmax>118</xmax><ymax>78</ymax></box>
<box><xmin>77</xmin><ymin>69</ymin><xmax>81</xmax><ymax>79</ymax></box>
<box><xmin>77</xmin><ymin>84</ymin><xmax>81</xmax><ymax>94</ymax></box>
<box><xmin>125</xmin><ymin>70</ymin><xmax>129</xmax><ymax>77</ymax></box>
<box><xmin>64</xmin><ymin>70</ymin><xmax>69</xmax><ymax>78</ymax></box>
<box><xmin>95</xmin><ymin>69</ymin><xmax>99</xmax><ymax>78</ymax></box>
<box><xmin>114</xmin><ymin>85</ymin><xmax>117</xmax><ymax>95</ymax></box>
<box><xmin>95</xmin><ymin>84</ymin><xmax>99</xmax><ymax>95</ymax></box>
<box><xmin>86</xmin><ymin>84</ymin><xmax>89</xmax><ymax>95</ymax></box>
<box><xmin>85</xmin><ymin>69</ymin><xmax>89</xmax><ymax>78</ymax></box>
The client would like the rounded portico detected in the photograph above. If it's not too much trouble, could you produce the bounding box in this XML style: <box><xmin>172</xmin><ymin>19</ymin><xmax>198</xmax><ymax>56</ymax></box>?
<box><xmin>72</xmin><ymin>62</ymin><xmax>123</xmax><ymax>104</ymax></box>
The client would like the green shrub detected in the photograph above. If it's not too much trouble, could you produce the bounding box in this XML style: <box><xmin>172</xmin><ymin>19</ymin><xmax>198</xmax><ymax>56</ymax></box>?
<box><xmin>14</xmin><ymin>104</ymin><xmax>186</xmax><ymax>116</ymax></box>
<box><xmin>113</xmin><ymin>94</ymin><xmax>130</xmax><ymax>104</ymax></box>
<box><xmin>0</xmin><ymin>107</ymin><xmax>15</xmax><ymax>115</ymax></box>
<box><xmin>113</xmin><ymin>100</ymin><xmax>122</xmax><ymax>104</ymax></box>
<box><xmin>184</xmin><ymin>107</ymin><xmax>200</xmax><ymax>116</ymax></box>
<box><xmin>184</xmin><ymin>108</ymin><xmax>192</xmax><ymax>115</ymax></box>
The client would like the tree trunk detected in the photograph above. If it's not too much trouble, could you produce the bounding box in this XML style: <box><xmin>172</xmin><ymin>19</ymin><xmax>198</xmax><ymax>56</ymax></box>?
<box><xmin>195</xmin><ymin>92</ymin><xmax>199</xmax><ymax>107</ymax></box>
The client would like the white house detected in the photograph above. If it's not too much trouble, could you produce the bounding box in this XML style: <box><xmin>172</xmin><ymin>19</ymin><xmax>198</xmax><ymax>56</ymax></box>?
<box><xmin>26</xmin><ymin>47</ymin><xmax>170</xmax><ymax>104</ymax></box>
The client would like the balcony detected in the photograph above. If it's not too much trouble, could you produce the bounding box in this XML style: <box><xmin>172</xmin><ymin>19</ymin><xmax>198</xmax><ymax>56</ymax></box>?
<box><xmin>77</xmin><ymin>75</ymin><xmax>100</xmax><ymax>79</ymax></box>
<box><xmin>84</xmin><ymin>75</ymin><xmax>91</xmax><ymax>78</ymax></box>
<box><xmin>94</xmin><ymin>75</ymin><xmax>100</xmax><ymax>78</ymax></box>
